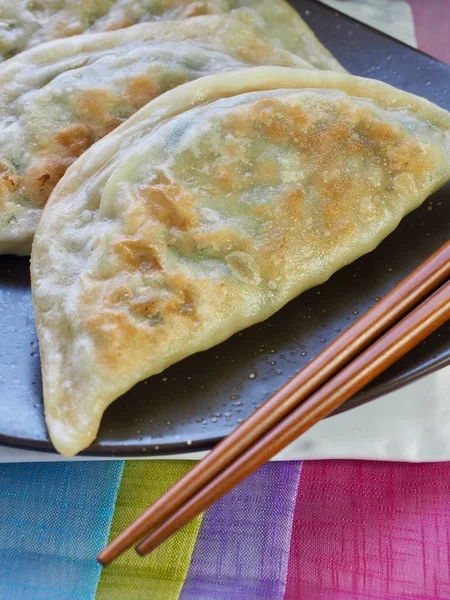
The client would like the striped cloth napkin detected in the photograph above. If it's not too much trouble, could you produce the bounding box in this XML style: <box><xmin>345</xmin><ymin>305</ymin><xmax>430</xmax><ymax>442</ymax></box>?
<box><xmin>2</xmin><ymin>460</ymin><xmax>450</xmax><ymax>599</ymax></box>
<box><xmin>1</xmin><ymin>2</ymin><xmax>449</xmax><ymax>599</ymax></box>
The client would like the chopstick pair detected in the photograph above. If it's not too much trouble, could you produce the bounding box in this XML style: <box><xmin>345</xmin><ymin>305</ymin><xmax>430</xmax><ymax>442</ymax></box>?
<box><xmin>98</xmin><ymin>241</ymin><xmax>450</xmax><ymax>565</ymax></box>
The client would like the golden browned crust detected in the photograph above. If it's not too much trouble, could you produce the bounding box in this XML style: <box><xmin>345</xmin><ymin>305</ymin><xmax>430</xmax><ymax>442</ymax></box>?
<box><xmin>0</xmin><ymin>16</ymin><xmax>313</xmax><ymax>255</ymax></box>
<box><xmin>0</xmin><ymin>0</ymin><xmax>345</xmax><ymax>73</ymax></box>
<box><xmin>31</xmin><ymin>68</ymin><xmax>450</xmax><ymax>455</ymax></box>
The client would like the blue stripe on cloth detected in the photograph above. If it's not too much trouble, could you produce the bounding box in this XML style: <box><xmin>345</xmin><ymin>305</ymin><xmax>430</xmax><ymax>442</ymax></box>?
<box><xmin>0</xmin><ymin>461</ymin><xmax>124</xmax><ymax>600</ymax></box>
<box><xmin>179</xmin><ymin>461</ymin><xmax>303</xmax><ymax>600</ymax></box>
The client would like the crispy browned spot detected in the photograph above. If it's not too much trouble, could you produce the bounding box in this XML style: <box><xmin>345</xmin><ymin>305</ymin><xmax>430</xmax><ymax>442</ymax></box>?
<box><xmin>37</xmin><ymin>173</ymin><xmax>50</xmax><ymax>190</ymax></box>
<box><xmin>358</xmin><ymin>117</ymin><xmax>402</xmax><ymax>145</ymax></box>
<box><xmin>85</xmin><ymin>311</ymin><xmax>146</xmax><ymax>370</ymax></box>
<box><xmin>23</xmin><ymin>157</ymin><xmax>73</xmax><ymax>207</ymax></box>
<box><xmin>55</xmin><ymin>123</ymin><xmax>93</xmax><ymax>156</ymax></box>
<box><xmin>178</xmin><ymin>2</ymin><xmax>211</xmax><ymax>17</ymax></box>
<box><xmin>2</xmin><ymin>172</ymin><xmax>18</xmax><ymax>191</ymax></box>
<box><xmin>138</xmin><ymin>177</ymin><xmax>198</xmax><ymax>230</ymax></box>
<box><xmin>209</xmin><ymin>159</ymin><xmax>245</xmax><ymax>194</ymax></box>
<box><xmin>280</xmin><ymin>188</ymin><xmax>305</xmax><ymax>221</ymax></box>
<box><xmin>0</xmin><ymin>161</ymin><xmax>19</xmax><ymax>193</ymax></box>
<box><xmin>320</xmin><ymin>174</ymin><xmax>357</xmax><ymax>232</ymax></box>
<box><xmin>113</xmin><ymin>239</ymin><xmax>162</xmax><ymax>273</ymax></box>
<box><xmin>20</xmin><ymin>124</ymin><xmax>94</xmax><ymax>206</ymax></box>
<box><xmin>253</xmin><ymin>188</ymin><xmax>305</xmax><ymax>276</ymax></box>
<box><xmin>243</xmin><ymin>37</ymin><xmax>275</xmax><ymax>64</ymax></box>
<box><xmin>129</xmin><ymin>289</ymin><xmax>190</xmax><ymax>321</ymax></box>
<box><xmin>194</xmin><ymin>95</ymin><xmax>439</xmax><ymax>281</ymax></box>
<box><xmin>127</xmin><ymin>74</ymin><xmax>161</xmax><ymax>109</ymax></box>
<box><xmin>107</xmin><ymin>286</ymin><xmax>132</xmax><ymax>306</ymax></box>
<box><xmin>85</xmin><ymin>281</ymin><xmax>198</xmax><ymax>367</ymax></box>
<box><xmin>194</xmin><ymin>225</ymin><xmax>251</xmax><ymax>256</ymax></box>
<box><xmin>226</xmin><ymin>251</ymin><xmax>261</xmax><ymax>285</ymax></box>
<box><xmin>163</xmin><ymin>272</ymin><xmax>198</xmax><ymax>317</ymax></box>
<box><xmin>100</xmin><ymin>117</ymin><xmax>126</xmax><ymax>139</ymax></box>
<box><xmin>249</xmin><ymin>97</ymin><xmax>434</xmax><ymax>184</ymax></box>
<box><xmin>76</xmin><ymin>89</ymin><xmax>113</xmax><ymax>122</ymax></box>
<box><xmin>129</xmin><ymin>294</ymin><xmax>161</xmax><ymax>320</ymax></box>
<box><xmin>259</xmin><ymin>100</ymin><xmax>310</xmax><ymax>139</ymax></box>
<box><xmin>386</xmin><ymin>143</ymin><xmax>422</xmax><ymax>173</ymax></box>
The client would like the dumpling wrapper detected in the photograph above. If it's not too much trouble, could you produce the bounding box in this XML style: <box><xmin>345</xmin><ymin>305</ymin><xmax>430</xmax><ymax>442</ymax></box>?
<box><xmin>0</xmin><ymin>15</ymin><xmax>311</xmax><ymax>255</ymax></box>
<box><xmin>31</xmin><ymin>67</ymin><xmax>450</xmax><ymax>456</ymax></box>
<box><xmin>0</xmin><ymin>0</ymin><xmax>344</xmax><ymax>72</ymax></box>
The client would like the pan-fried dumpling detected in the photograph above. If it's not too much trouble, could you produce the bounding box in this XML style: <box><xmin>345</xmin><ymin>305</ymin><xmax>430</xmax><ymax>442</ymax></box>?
<box><xmin>0</xmin><ymin>16</ymin><xmax>311</xmax><ymax>256</ymax></box>
<box><xmin>31</xmin><ymin>67</ymin><xmax>450</xmax><ymax>455</ymax></box>
<box><xmin>0</xmin><ymin>0</ymin><xmax>344</xmax><ymax>72</ymax></box>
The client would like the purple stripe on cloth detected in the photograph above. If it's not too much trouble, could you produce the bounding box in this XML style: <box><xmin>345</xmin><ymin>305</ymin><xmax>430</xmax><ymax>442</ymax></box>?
<box><xmin>179</xmin><ymin>462</ymin><xmax>302</xmax><ymax>600</ymax></box>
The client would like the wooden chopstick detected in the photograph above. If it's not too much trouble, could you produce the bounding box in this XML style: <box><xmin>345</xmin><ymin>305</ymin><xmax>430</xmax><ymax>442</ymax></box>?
<box><xmin>97</xmin><ymin>241</ymin><xmax>450</xmax><ymax>565</ymax></box>
<box><xmin>137</xmin><ymin>279</ymin><xmax>450</xmax><ymax>556</ymax></box>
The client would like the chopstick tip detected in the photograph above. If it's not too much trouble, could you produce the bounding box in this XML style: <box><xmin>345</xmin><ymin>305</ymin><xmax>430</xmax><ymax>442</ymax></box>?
<box><xmin>96</xmin><ymin>548</ymin><xmax>112</xmax><ymax>566</ymax></box>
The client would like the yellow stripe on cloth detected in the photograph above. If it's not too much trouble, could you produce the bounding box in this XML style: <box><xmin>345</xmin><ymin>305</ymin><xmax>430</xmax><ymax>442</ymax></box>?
<box><xmin>96</xmin><ymin>460</ymin><xmax>202</xmax><ymax>600</ymax></box>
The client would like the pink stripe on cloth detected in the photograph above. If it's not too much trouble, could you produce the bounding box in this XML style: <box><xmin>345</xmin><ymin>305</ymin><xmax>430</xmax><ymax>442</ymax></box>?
<box><xmin>408</xmin><ymin>0</ymin><xmax>450</xmax><ymax>65</ymax></box>
<box><xmin>285</xmin><ymin>461</ymin><xmax>450</xmax><ymax>600</ymax></box>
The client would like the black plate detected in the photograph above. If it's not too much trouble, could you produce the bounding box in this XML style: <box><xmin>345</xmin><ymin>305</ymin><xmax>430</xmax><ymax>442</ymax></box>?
<box><xmin>0</xmin><ymin>0</ymin><xmax>449</xmax><ymax>455</ymax></box>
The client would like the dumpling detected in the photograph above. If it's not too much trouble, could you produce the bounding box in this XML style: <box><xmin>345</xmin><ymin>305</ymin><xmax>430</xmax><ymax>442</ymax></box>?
<box><xmin>0</xmin><ymin>0</ymin><xmax>344</xmax><ymax>72</ymax></box>
<box><xmin>0</xmin><ymin>15</ymin><xmax>312</xmax><ymax>256</ymax></box>
<box><xmin>31</xmin><ymin>67</ymin><xmax>450</xmax><ymax>455</ymax></box>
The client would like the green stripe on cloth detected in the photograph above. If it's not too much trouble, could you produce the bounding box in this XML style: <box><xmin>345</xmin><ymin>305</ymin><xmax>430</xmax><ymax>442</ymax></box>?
<box><xmin>96</xmin><ymin>460</ymin><xmax>203</xmax><ymax>600</ymax></box>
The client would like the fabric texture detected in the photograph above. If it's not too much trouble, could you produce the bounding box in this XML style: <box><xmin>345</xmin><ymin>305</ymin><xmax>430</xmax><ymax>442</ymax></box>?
<box><xmin>179</xmin><ymin>462</ymin><xmax>302</xmax><ymax>600</ymax></box>
<box><xmin>285</xmin><ymin>461</ymin><xmax>450</xmax><ymax>600</ymax></box>
<box><xmin>4</xmin><ymin>461</ymin><xmax>450</xmax><ymax>599</ymax></box>
<box><xmin>0</xmin><ymin>461</ymin><xmax>123</xmax><ymax>600</ymax></box>
<box><xmin>96</xmin><ymin>461</ymin><xmax>203</xmax><ymax>600</ymax></box>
